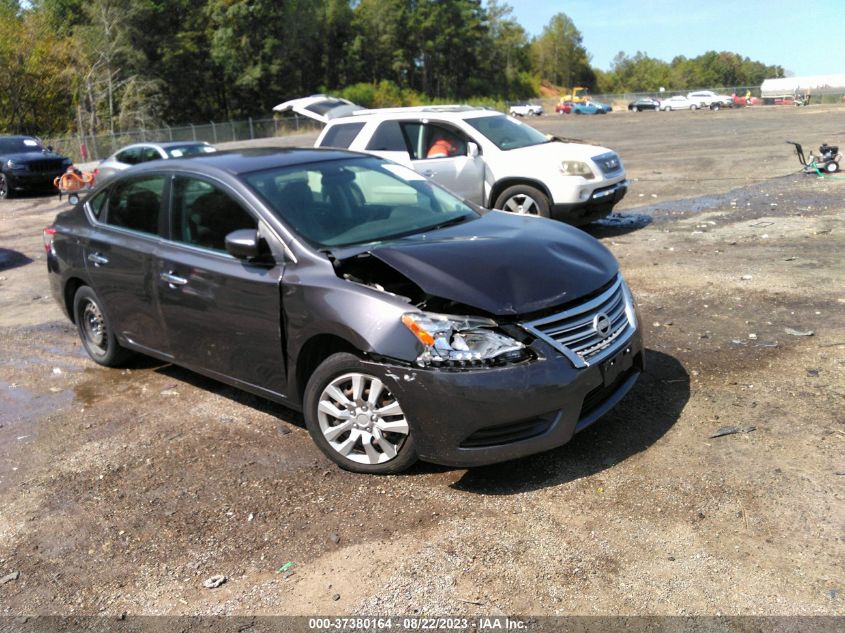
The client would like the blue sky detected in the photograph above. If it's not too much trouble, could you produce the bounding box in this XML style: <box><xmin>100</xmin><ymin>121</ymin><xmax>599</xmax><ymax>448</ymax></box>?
<box><xmin>501</xmin><ymin>0</ymin><xmax>845</xmax><ymax>77</ymax></box>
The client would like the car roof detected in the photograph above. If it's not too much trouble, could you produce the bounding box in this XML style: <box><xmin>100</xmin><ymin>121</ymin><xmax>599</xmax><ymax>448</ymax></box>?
<box><xmin>126</xmin><ymin>147</ymin><xmax>367</xmax><ymax>176</ymax></box>
<box><xmin>0</xmin><ymin>135</ymin><xmax>38</xmax><ymax>141</ymax></box>
<box><xmin>329</xmin><ymin>106</ymin><xmax>503</xmax><ymax>126</ymax></box>
<box><xmin>117</xmin><ymin>141</ymin><xmax>212</xmax><ymax>150</ymax></box>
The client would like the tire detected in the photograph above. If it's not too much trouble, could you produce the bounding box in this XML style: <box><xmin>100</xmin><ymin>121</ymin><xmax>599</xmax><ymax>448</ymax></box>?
<box><xmin>711</xmin><ymin>103</ymin><xmax>720</xmax><ymax>111</ymax></box>
<box><xmin>632</xmin><ymin>106</ymin><xmax>639</xmax><ymax>112</ymax></box>
<box><xmin>690</xmin><ymin>105</ymin><xmax>698</xmax><ymax>110</ymax></box>
<box><xmin>494</xmin><ymin>184</ymin><xmax>551</xmax><ymax>217</ymax></box>
<box><xmin>0</xmin><ymin>173</ymin><xmax>12</xmax><ymax>199</ymax></box>
<box><xmin>826</xmin><ymin>161</ymin><xmax>840</xmax><ymax>173</ymax></box>
<box><xmin>303</xmin><ymin>352</ymin><xmax>418</xmax><ymax>474</ymax></box>
<box><xmin>73</xmin><ymin>285</ymin><xmax>133</xmax><ymax>367</ymax></box>
<box><xmin>664</xmin><ymin>106</ymin><xmax>672</xmax><ymax>112</ymax></box>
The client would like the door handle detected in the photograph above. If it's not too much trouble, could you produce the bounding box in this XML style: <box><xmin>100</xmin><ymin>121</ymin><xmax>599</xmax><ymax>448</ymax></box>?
<box><xmin>422</xmin><ymin>170</ymin><xmax>435</xmax><ymax>177</ymax></box>
<box><xmin>87</xmin><ymin>252</ymin><xmax>109</xmax><ymax>266</ymax></box>
<box><xmin>160</xmin><ymin>271</ymin><xmax>188</xmax><ymax>286</ymax></box>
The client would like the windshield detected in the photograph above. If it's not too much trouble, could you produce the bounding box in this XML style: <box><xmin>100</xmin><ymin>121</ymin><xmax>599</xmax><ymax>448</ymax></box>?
<box><xmin>243</xmin><ymin>156</ymin><xmax>479</xmax><ymax>248</ymax></box>
<box><xmin>465</xmin><ymin>115</ymin><xmax>549</xmax><ymax>151</ymax></box>
<box><xmin>165</xmin><ymin>144</ymin><xmax>216</xmax><ymax>158</ymax></box>
<box><xmin>0</xmin><ymin>137</ymin><xmax>43</xmax><ymax>154</ymax></box>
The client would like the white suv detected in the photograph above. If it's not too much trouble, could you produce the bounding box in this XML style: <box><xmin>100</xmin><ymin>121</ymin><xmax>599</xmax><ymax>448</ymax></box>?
<box><xmin>274</xmin><ymin>95</ymin><xmax>628</xmax><ymax>225</ymax></box>
<box><xmin>687</xmin><ymin>90</ymin><xmax>733</xmax><ymax>109</ymax></box>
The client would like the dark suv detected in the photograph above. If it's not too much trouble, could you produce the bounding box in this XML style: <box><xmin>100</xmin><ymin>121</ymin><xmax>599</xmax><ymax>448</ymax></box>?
<box><xmin>0</xmin><ymin>136</ymin><xmax>72</xmax><ymax>198</ymax></box>
<box><xmin>45</xmin><ymin>148</ymin><xmax>644</xmax><ymax>474</ymax></box>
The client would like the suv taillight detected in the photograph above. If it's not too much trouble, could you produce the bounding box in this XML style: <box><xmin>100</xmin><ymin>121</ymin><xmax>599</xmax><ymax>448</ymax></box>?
<box><xmin>43</xmin><ymin>227</ymin><xmax>56</xmax><ymax>253</ymax></box>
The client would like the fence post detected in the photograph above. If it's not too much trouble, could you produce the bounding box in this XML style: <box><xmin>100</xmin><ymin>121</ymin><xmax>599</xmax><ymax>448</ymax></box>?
<box><xmin>249</xmin><ymin>117</ymin><xmax>254</xmax><ymax>140</ymax></box>
<box><xmin>191</xmin><ymin>124</ymin><xmax>196</xmax><ymax>141</ymax></box>
<box><xmin>211</xmin><ymin>121</ymin><xmax>217</xmax><ymax>144</ymax></box>
<box><xmin>167</xmin><ymin>125</ymin><xmax>173</xmax><ymax>142</ymax></box>
<box><xmin>274</xmin><ymin>118</ymin><xmax>279</xmax><ymax>136</ymax></box>
<box><xmin>231</xmin><ymin>121</ymin><xmax>236</xmax><ymax>142</ymax></box>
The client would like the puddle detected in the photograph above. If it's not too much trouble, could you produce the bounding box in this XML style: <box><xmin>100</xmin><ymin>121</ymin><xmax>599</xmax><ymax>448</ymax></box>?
<box><xmin>0</xmin><ymin>379</ymin><xmax>73</xmax><ymax>428</ymax></box>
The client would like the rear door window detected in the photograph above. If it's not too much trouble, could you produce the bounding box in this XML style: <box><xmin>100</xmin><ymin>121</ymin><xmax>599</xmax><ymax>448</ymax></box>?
<box><xmin>140</xmin><ymin>146</ymin><xmax>162</xmax><ymax>163</ymax></box>
<box><xmin>366</xmin><ymin>121</ymin><xmax>410</xmax><ymax>153</ymax></box>
<box><xmin>318</xmin><ymin>122</ymin><xmax>366</xmax><ymax>149</ymax></box>
<box><xmin>102</xmin><ymin>176</ymin><xmax>166</xmax><ymax>235</ymax></box>
<box><xmin>170</xmin><ymin>177</ymin><xmax>257</xmax><ymax>252</ymax></box>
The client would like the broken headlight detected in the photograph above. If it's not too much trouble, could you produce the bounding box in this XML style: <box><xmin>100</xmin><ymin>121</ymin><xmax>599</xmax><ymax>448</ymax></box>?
<box><xmin>401</xmin><ymin>312</ymin><xmax>529</xmax><ymax>368</ymax></box>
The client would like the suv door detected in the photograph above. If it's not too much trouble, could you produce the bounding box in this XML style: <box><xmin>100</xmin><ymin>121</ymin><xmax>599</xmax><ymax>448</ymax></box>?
<box><xmin>156</xmin><ymin>175</ymin><xmax>286</xmax><ymax>395</ymax></box>
<box><xmin>397</xmin><ymin>121</ymin><xmax>485</xmax><ymax>204</ymax></box>
<box><xmin>83</xmin><ymin>174</ymin><xmax>171</xmax><ymax>356</ymax></box>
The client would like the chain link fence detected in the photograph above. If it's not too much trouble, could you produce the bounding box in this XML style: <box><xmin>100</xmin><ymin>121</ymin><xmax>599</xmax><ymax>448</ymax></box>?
<box><xmin>43</xmin><ymin>115</ymin><xmax>322</xmax><ymax>164</ymax></box>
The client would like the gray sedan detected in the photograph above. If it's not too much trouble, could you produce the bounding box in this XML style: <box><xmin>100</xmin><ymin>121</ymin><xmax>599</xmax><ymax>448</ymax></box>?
<box><xmin>96</xmin><ymin>141</ymin><xmax>216</xmax><ymax>181</ymax></box>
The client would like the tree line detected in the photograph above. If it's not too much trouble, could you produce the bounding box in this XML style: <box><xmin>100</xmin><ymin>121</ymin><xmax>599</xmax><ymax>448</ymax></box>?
<box><xmin>0</xmin><ymin>0</ymin><xmax>784</xmax><ymax>136</ymax></box>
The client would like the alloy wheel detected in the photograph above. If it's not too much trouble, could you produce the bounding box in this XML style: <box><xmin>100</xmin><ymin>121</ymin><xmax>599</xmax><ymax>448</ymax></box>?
<box><xmin>316</xmin><ymin>372</ymin><xmax>409</xmax><ymax>465</ymax></box>
<box><xmin>503</xmin><ymin>193</ymin><xmax>541</xmax><ymax>215</ymax></box>
<box><xmin>0</xmin><ymin>175</ymin><xmax>8</xmax><ymax>199</ymax></box>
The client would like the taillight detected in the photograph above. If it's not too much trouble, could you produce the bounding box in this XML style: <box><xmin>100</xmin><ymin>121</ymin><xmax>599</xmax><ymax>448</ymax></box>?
<box><xmin>43</xmin><ymin>227</ymin><xmax>56</xmax><ymax>253</ymax></box>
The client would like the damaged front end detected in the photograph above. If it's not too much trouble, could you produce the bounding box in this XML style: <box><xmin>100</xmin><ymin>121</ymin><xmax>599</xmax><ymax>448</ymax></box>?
<box><xmin>331</xmin><ymin>252</ymin><xmax>534</xmax><ymax>369</ymax></box>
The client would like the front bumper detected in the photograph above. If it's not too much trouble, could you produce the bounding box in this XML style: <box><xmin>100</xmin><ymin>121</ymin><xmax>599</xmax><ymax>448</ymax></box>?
<box><xmin>361</xmin><ymin>327</ymin><xmax>644</xmax><ymax>467</ymax></box>
<box><xmin>551</xmin><ymin>179</ymin><xmax>628</xmax><ymax>225</ymax></box>
<box><xmin>5</xmin><ymin>170</ymin><xmax>63</xmax><ymax>192</ymax></box>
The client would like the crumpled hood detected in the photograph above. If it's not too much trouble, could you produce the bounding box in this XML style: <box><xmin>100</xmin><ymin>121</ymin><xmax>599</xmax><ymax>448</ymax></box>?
<box><xmin>363</xmin><ymin>212</ymin><xmax>618</xmax><ymax>316</ymax></box>
<box><xmin>508</xmin><ymin>140</ymin><xmax>615</xmax><ymax>164</ymax></box>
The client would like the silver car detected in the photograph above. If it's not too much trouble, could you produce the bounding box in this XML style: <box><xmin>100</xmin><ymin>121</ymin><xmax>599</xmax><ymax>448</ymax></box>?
<box><xmin>96</xmin><ymin>142</ymin><xmax>216</xmax><ymax>181</ymax></box>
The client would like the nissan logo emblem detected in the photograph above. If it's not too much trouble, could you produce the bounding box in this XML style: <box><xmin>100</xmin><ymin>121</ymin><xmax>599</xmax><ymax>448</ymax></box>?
<box><xmin>593</xmin><ymin>312</ymin><xmax>612</xmax><ymax>337</ymax></box>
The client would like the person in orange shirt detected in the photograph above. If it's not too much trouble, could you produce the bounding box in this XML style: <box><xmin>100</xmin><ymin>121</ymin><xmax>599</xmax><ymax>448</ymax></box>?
<box><xmin>426</xmin><ymin>134</ymin><xmax>459</xmax><ymax>158</ymax></box>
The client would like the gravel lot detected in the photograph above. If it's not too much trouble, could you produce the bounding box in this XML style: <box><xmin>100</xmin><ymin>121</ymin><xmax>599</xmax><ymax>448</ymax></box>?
<box><xmin>0</xmin><ymin>105</ymin><xmax>843</xmax><ymax>619</ymax></box>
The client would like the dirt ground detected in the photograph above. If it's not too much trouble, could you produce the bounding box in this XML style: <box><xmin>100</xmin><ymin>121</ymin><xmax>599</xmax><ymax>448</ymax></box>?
<box><xmin>0</xmin><ymin>105</ymin><xmax>843</xmax><ymax>619</ymax></box>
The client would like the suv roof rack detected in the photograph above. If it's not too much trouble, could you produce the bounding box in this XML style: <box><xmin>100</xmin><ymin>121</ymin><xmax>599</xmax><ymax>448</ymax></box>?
<box><xmin>352</xmin><ymin>105</ymin><xmax>493</xmax><ymax>116</ymax></box>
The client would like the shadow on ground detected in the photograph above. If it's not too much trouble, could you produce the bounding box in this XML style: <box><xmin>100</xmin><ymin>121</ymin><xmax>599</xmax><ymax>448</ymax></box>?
<box><xmin>450</xmin><ymin>349</ymin><xmax>688</xmax><ymax>494</ymax></box>
<box><xmin>0</xmin><ymin>248</ymin><xmax>33</xmax><ymax>272</ymax></box>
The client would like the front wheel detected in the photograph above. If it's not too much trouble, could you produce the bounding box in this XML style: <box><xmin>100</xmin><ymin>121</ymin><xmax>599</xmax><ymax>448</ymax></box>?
<box><xmin>73</xmin><ymin>285</ymin><xmax>133</xmax><ymax>366</ymax></box>
<box><xmin>0</xmin><ymin>173</ymin><xmax>11</xmax><ymax>199</ymax></box>
<box><xmin>632</xmin><ymin>106</ymin><xmax>639</xmax><ymax>112</ymax></box>
<box><xmin>690</xmin><ymin>104</ymin><xmax>698</xmax><ymax>110</ymax></box>
<box><xmin>303</xmin><ymin>353</ymin><xmax>418</xmax><ymax>474</ymax></box>
<box><xmin>826</xmin><ymin>161</ymin><xmax>840</xmax><ymax>173</ymax></box>
<box><xmin>494</xmin><ymin>184</ymin><xmax>551</xmax><ymax>217</ymax></box>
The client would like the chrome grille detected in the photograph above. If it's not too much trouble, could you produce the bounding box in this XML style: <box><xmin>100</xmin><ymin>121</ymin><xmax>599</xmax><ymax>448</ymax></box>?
<box><xmin>593</xmin><ymin>152</ymin><xmax>623</xmax><ymax>177</ymax></box>
<box><xmin>521</xmin><ymin>276</ymin><xmax>634</xmax><ymax>368</ymax></box>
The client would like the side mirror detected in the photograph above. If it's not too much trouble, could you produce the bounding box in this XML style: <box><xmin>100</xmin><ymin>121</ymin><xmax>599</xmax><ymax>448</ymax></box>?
<box><xmin>467</xmin><ymin>142</ymin><xmax>480</xmax><ymax>158</ymax></box>
<box><xmin>68</xmin><ymin>193</ymin><xmax>80</xmax><ymax>205</ymax></box>
<box><xmin>47</xmin><ymin>145</ymin><xmax>54</xmax><ymax>152</ymax></box>
<box><xmin>225</xmin><ymin>229</ymin><xmax>263</xmax><ymax>260</ymax></box>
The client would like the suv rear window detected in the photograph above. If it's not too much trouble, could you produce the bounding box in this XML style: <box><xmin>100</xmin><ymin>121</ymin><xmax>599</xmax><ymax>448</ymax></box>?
<box><xmin>365</xmin><ymin>121</ymin><xmax>409</xmax><ymax>153</ymax></box>
<box><xmin>318</xmin><ymin>123</ymin><xmax>365</xmax><ymax>149</ymax></box>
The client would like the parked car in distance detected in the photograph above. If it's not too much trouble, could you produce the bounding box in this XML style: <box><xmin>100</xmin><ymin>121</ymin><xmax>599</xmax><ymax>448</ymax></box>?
<box><xmin>45</xmin><ymin>148</ymin><xmax>644</xmax><ymax>474</ymax></box>
<box><xmin>686</xmin><ymin>90</ymin><xmax>733</xmax><ymax>110</ymax></box>
<box><xmin>627</xmin><ymin>98</ymin><xmax>661</xmax><ymax>112</ymax></box>
<box><xmin>509</xmin><ymin>103</ymin><xmax>544</xmax><ymax>117</ymax></box>
<box><xmin>660</xmin><ymin>95</ymin><xmax>699</xmax><ymax>111</ymax></box>
<box><xmin>572</xmin><ymin>101</ymin><xmax>612</xmax><ymax>115</ymax></box>
<box><xmin>276</xmin><ymin>95</ymin><xmax>628</xmax><ymax>225</ymax></box>
<box><xmin>96</xmin><ymin>141</ymin><xmax>216</xmax><ymax>182</ymax></box>
<box><xmin>0</xmin><ymin>136</ymin><xmax>72</xmax><ymax>199</ymax></box>
<box><xmin>555</xmin><ymin>100</ymin><xmax>574</xmax><ymax>114</ymax></box>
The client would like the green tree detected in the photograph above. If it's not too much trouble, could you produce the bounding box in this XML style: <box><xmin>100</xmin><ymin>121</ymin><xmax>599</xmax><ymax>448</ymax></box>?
<box><xmin>530</xmin><ymin>12</ymin><xmax>594</xmax><ymax>89</ymax></box>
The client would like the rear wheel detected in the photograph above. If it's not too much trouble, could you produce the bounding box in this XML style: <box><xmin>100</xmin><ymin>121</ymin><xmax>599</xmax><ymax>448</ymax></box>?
<box><xmin>826</xmin><ymin>161</ymin><xmax>840</xmax><ymax>173</ymax></box>
<box><xmin>73</xmin><ymin>286</ymin><xmax>133</xmax><ymax>366</ymax></box>
<box><xmin>632</xmin><ymin>106</ymin><xmax>639</xmax><ymax>112</ymax></box>
<box><xmin>494</xmin><ymin>184</ymin><xmax>550</xmax><ymax>217</ymax></box>
<box><xmin>0</xmin><ymin>173</ymin><xmax>11</xmax><ymax>199</ymax></box>
<box><xmin>690</xmin><ymin>104</ymin><xmax>698</xmax><ymax>110</ymax></box>
<box><xmin>303</xmin><ymin>353</ymin><xmax>418</xmax><ymax>474</ymax></box>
